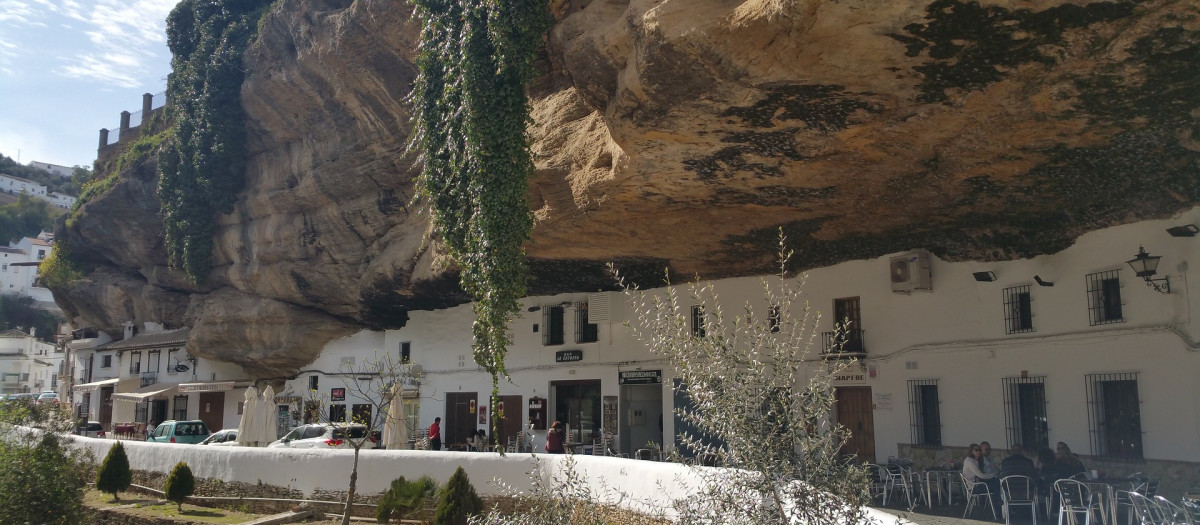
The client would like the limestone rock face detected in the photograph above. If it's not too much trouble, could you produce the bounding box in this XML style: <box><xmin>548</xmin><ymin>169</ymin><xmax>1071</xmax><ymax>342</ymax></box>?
<box><xmin>53</xmin><ymin>0</ymin><xmax>1200</xmax><ymax>376</ymax></box>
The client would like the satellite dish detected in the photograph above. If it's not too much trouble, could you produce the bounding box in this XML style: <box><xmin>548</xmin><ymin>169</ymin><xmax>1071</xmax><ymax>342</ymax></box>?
<box><xmin>174</xmin><ymin>364</ymin><xmax>189</xmax><ymax>372</ymax></box>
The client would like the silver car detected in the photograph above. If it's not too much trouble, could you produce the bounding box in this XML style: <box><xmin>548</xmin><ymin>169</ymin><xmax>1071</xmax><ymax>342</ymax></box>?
<box><xmin>199</xmin><ymin>428</ymin><xmax>240</xmax><ymax>446</ymax></box>
<box><xmin>267</xmin><ymin>424</ymin><xmax>373</xmax><ymax>449</ymax></box>
<box><xmin>75</xmin><ymin>421</ymin><xmax>106</xmax><ymax>438</ymax></box>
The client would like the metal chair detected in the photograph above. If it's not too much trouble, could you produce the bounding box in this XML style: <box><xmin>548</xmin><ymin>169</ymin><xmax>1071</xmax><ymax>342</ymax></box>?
<box><xmin>1003</xmin><ymin>475</ymin><xmax>1040</xmax><ymax>525</ymax></box>
<box><xmin>963</xmin><ymin>474</ymin><xmax>999</xmax><ymax>520</ymax></box>
<box><xmin>635</xmin><ymin>448</ymin><xmax>660</xmax><ymax>461</ymax></box>
<box><xmin>1126</xmin><ymin>491</ymin><xmax>1164</xmax><ymax>525</ymax></box>
<box><xmin>1154</xmin><ymin>496</ymin><xmax>1193</xmax><ymax>525</ymax></box>
<box><xmin>884</xmin><ymin>464</ymin><xmax>919</xmax><ymax>508</ymax></box>
<box><xmin>1057</xmin><ymin>479</ymin><xmax>1096</xmax><ymax>525</ymax></box>
<box><xmin>866</xmin><ymin>464</ymin><xmax>890</xmax><ymax>505</ymax></box>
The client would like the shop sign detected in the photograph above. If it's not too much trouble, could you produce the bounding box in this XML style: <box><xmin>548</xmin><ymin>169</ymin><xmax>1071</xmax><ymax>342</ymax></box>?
<box><xmin>330</xmin><ymin>387</ymin><xmax>346</xmax><ymax>401</ymax></box>
<box><xmin>555</xmin><ymin>350</ymin><xmax>583</xmax><ymax>362</ymax></box>
<box><xmin>619</xmin><ymin>370</ymin><xmax>662</xmax><ymax>385</ymax></box>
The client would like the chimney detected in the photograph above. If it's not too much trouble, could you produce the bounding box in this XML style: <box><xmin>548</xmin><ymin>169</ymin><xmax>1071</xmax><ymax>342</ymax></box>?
<box><xmin>123</xmin><ymin>321</ymin><xmax>135</xmax><ymax>340</ymax></box>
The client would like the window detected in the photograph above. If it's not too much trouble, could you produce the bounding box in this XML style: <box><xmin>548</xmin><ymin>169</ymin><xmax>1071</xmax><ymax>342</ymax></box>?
<box><xmin>352</xmin><ymin>404</ymin><xmax>372</xmax><ymax>425</ymax></box>
<box><xmin>147</xmin><ymin>350</ymin><xmax>161</xmax><ymax>373</ymax></box>
<box><xmin>101</xmin><ymin>355</ymin><xmax>112</xmax><ymax>368</ymax></box>
<box><xmin>691</xmin><ymin>305</ymin><xmax>706</xmax><ymax>338</ymax></box>
<box><xmin>37</xmin><ymin>249</ymin><xmax>45</xmax><ymax>260</ymax></box>
<box><xmin>308</xmin><ymin>375</ymin><xmax>319</xmax><ymax>391</ymax></box>
<box><xmin>167</xmin><ymin>349</ymin><xmax>179</xmax><ymax>374</ymax></box>
<box><xmin>135</xmin><ymin>402</ymin><xmax>148</xmax><ymax>423</ymax></box>
<box><xmin>1003</xmin><ymin>376</ymin><xmax>1048</xmax><ymax>450</ymax></box>
<box><xmin>129</xmin><ymin>351</ymin><xmax>141</xmax><ymax>374</ymax></box>
<box><xmin>1086</xmin><ymin>270</ymin><xmax>1124</xmax><ymax>325</ymax></box>
<box><xmin>1003</xmin><ymin>285</ymin><xmax>1034</xmax><ymax>334</ymax></box>
<box><xmin>237</xmin><ymin>401</ymin><xmax>244</xmax><ymax>415</ymax></box>
<box><xmin>1085</xmin><ymin>372</ymin><xmax>1143</xmax><ymax>459</ymax></box>
<box><xmin>828</xmin><ymin>297</ymin><xmax>864</xmax><ymax>353</ymax></box>
<box><xmin>400</xmin><ymin>342</ymin><xmax>411</xmax><ymax>364</ymax></box>
<box><xmin>908</xmin><ymin>379</ymin><xmax>941</xmax><ymax>447</ymax></box>
<box><xmin>542</xmin><ymin>306</ymin><xmax>564</xmax><ymax>346</ymax></box>
<box><xmin>329</xmin><ymin>404</ymin><xmax>347</xmax><ymax>423</ymax></box>
<box><xmin>51</xmin><ymin>373</ymin><xmax>57</xmax><ymax>388</ymax></box>
<box><xmin>172</xmin><ymin>395</ymin><xmax>188</xmax><ymax>421</ymax></box>
<box><xmin>576</xmin><ymin>303</ymin><xmax>599</xmax><ymax>343</ymax></box>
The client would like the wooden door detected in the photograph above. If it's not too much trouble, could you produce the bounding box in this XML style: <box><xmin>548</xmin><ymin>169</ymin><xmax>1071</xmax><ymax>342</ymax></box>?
<box><xmin>495</xmin><ymin>395</ymin><xmax>523</xmax><ymax>446</ymax></box>
<box><xmin>445</xmin><ymin>392</ymin><xmax>477</xmax><ymax>446</ymax></box>
<box><xmin>836</xmin><ymin>386</ymin><xmax>875</xmax><ymax>461</ymax></box>
<box><xmin>199</xmin><ymin>392</ymin><xmax>224</xmax><ymax>431</ymax></box>
<box><xmin>100</xmin><ymin>386</ymin><xmax>113</xmax><ymax>428</ymax></box>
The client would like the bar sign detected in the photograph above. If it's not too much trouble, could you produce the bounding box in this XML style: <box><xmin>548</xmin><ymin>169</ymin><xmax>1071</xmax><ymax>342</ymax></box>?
<box><xmin>555</xmin><ymin>350</ymin><xmax>583</xmax><ymax>362</ymax></box>
<box><xmin>619</xmin><ymin>370</ymin><xmax>662</xmax><ymax>385</ymax></box>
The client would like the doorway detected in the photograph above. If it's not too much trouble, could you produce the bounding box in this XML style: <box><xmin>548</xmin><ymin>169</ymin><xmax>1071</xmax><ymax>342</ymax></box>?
<box><xmin>620</xmin><ymin>383</ymin><xmax>663</xmax><ymax>455</ymax></box>
<box><xmin>445</xmin><ymin>392</ymin><xmax>478</xmax><ymax>446</ymax></box>
<box><xmin>100</xmin><ymin>386</ymin><xmax>114</xmax><ymax>428</ymax></box>
<box><xmin>494</xmin><ymin>395</ymin><xmax>523</xmax><ymax>447</ymax></box>
<box><xmin>199</xmin><ymin>392</ymin><xmax>224</xmax><ymax>431</ymax></box>
<box><xmin>150</xmin><ymin>399</ymin><xmax>168</xmax><ymax>425</ymax></box>
<box><xmin>835</xmin><ymin>386</ymin><xmax>875</xmax><ymax>461</ymax></box>
<box><xmin>552</xmin><ymin>380</ymin><xmax>601</xmax><ymax>445</ymax></box>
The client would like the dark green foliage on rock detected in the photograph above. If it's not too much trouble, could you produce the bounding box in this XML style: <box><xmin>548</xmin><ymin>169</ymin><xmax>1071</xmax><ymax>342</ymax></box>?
<box><xmin>0</xmin><ymin>433</ymin><xmax>89</xmax><ymax>525</ymax></box>
<box><xmin>96</xmin><ymin>441</ymin><xmax>132</xmax><ymax>501</ymax></box>
<box><xmin>376</xmin><ymin>475</ymin><xmax>439</xmax><ymax>523</ymax></box>
<box><xmin>434</xmin><ymin>467</ymin><xmax>482</xmax><ymax>525</ymax></box>
<box><xmin>159</xmin><ymin>0</ymin><xmax>272</xmax><ymax>283</ymax></box>
<box><xmin>164</xmin><ymin>461</ymin><xmax>196</xmax><ymax>512</ymax></box>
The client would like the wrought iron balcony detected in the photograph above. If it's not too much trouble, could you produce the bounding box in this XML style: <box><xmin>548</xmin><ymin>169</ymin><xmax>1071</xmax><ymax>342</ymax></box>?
<box><xmin>140</xmin><ymin>372</ymin><xmax>158</xmax><ymax>388</ymax></box>
<box><xmin>821</xmin><ymin>329</ymin><xmax>866</xmax><ymax>357</ymax></box>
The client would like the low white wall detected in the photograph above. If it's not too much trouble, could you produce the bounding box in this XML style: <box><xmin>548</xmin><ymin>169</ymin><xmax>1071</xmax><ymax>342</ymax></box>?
<box><xmin>66</xmin><ymin>437</ymin><xmax>904</xmax><ymax>524</ymax></box>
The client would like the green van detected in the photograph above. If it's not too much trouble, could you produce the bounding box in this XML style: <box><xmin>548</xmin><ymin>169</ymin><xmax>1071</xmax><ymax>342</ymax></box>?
<box><xmin>146</xmin><ymin>420</ymin><xmax>211</xmax><ymax>444</ymax></box>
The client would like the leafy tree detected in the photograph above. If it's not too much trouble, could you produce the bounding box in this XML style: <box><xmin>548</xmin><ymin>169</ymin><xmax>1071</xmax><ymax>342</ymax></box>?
<box><xmin>0</xmin><ymin>431</ymin><xmax>91</xmax><ymax>524</ymax></box>
<box><xmin>0</xmin><ymin>192</ymin><xmax>55</xmax><ymax>242</ymax></box>
<box><xmin>96</xmin><ymin>441</ymin><xmax>133</xmax><ymax>501</ymax></box>
<box><xmin>616</xmin><ymin>233</ymin><xmax>872</xmax><ymax>525</ymax></box>
<box><xmin>376</xmin><ymin>475</ymin><xmax>439</xmax><ymax>523</ymax></box>
<box><xmin>0</xmin><ymin>294</ymin><xmax>63</xmax><ymax>342</ymax></box>
<box><xmin>164</xmin><ymin>461</ymin><xmax>196</xmax><ymax>512</ymax></box>
<box><xmin>435</xmin><ymin>466</ymin><xmax>483</xmax><ymax>525</ymax></box>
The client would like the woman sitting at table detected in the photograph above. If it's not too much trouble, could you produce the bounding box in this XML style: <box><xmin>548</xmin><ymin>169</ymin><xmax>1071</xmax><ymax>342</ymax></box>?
<box><xmin>963</xmin><ymin>443</ymin><xmax>1002</xmax><ymax>516</ymax></box>
<box><xmin>1055</xmin><ymin>442</ymin><xmax>1087</xmax><ymax>477</ymax></box>
<box><xmin>472</xmin><ymin>429</ymin><xmax>488</xmax><ymax>451</ymax></box>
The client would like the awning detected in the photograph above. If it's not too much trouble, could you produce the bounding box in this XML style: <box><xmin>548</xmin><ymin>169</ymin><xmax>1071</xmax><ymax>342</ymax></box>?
<box><xmin>74</xmin><ymin>378</ymin><xmax>120</xmax><ymax>393</ymax></box>
<box><xmin>112</xmin><ymin>383</ymin><xmax>179</xmax><ymax>403</ymax></box>
<box><xmin>178</xmin><ymin>381</ymin><xmax>236</xmax><ymax>393</ymax></box>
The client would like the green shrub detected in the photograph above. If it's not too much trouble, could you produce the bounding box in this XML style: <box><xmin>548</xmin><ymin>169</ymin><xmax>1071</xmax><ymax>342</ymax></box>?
<box><xmin>376</xmin><ymin>475</ymin><xmax>439</xmax><ymax>523</ymax></box>
<box><xmin>96</xmin><ymin>441</ymin><xmax>132</xmax><ymax>501</ymax></box>
<box><xmin>164</xmin><ymin>461</ymin><xmax>195</xmax><ymax>511</ymax></box>
<box><xmin>0</xmin><ymin>433</ymin><xmax>90</xmax><ymax>524</ymax></box>
<box><xmin>434</xmin><ymin>466</ymin><xmax>482</xmax><ymax>525</ymax></box>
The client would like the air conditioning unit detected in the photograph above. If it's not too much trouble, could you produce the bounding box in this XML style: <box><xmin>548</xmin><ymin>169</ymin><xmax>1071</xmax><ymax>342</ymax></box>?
<box><xmin>889</xmin><ymin>250</ymin><xmax>932</xmax><ymax>294</ymax></box>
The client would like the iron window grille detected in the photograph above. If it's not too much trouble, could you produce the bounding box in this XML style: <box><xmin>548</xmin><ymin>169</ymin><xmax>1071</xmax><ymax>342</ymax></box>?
<box><xmin>140</xmin><ymin>372</ymin><xmax>157</xmax><ymax>388</ymax></box>
<box><xmin>135</xmin><ymin>402</ymin><xmax>148</xmax><ymax>423</ymax></box>
<box><xmin>543</xmin><ymin>306</ymin><xmax>565</xmax><ymax>345</ymax></box>
<box><xmin>822</xmin><ymin>329</ymin><xmax>866</xmax><ymax>356</ymax></box>
<box><xmin>1003</xmin><ymin>285</ymin><xmax>1035</xmax><ymax>334</ymax></box>
<box><xmin>329</xmin><ymin>404</ymin><xmax>347</xmax><ymax>423</ymax></box>
<box><xmin>691</xmin><ymin>305</ymin><xmax>706</xmax><ymax>338</ymax></box>
<box><xmin>129</xmin><ymin>351</ymin><xmax>141</xmax><ymax>374</ymax></box>
<box><xmin>101</xmin><ymin>355</ymin><xmax>112</xmax><ymax>368</ymax></box>
<box><xmin>1086</xmin><ymin>270</ymin><xmax>1124</xmax><ymax>326</ymax></box>
<box><xmin>1085</xmin><ymin>372</ymin><xmax>1143</xmax><ymax>460</ymax></box>
<box><xmin>1002</xmin><ymin>376</ymin><xmax>1049</xmax><ymax>451</ymax></box>
<box><xmin>172</xmin><ymin>395</ymin><xmax>188</xmax><ymax>421</ymax></box>
<box><xmin>576</xmin><ymin>302</ymin><xmax>599</xmax><ymax>343</ymax></box>
<box><xmin>908</xmin><ymin>379</ymin><xmax>942</xmax><ymax>447</ymax></box>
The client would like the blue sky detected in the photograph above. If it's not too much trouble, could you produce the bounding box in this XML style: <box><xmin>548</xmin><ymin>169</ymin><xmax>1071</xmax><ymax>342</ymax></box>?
<box><xmin>0</xmin><ymin>0</ymin><xmax>178</xmax><ymax>169</ymax></box>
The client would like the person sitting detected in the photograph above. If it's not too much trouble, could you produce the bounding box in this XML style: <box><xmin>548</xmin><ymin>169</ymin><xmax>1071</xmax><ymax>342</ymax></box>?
<box><xmin>1035</xmin><ymin>447</ymin><xmax>1060</xmax><ymax>512</ymax></box>
<box><xmin>472</xmin><ymin>429</ymin><xmax>487</xmax><ymax>451</ymax></box>
<box><xmin>1054</xmin><ymin>442</ymin><xmax>1087</xmax><ymax>477</ymax></box>
<box><xmin>963</xmin><ymin>443</ymin><xmax>1002</xmax><ymax>516</ymax></box>
<box><xmin>980</xmin><ymin>441</ymin><xmax>1000</xmax><ymax>476</ymax></box>
<box><xmin>999</xmin><ymin>443</ymin><xmax>1037</xmax><ymax>478</ymax></box>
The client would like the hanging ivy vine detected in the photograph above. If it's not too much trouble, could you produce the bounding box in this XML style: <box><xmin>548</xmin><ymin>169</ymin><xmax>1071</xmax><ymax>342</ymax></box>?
<box><xmin>158</xmin><ymin>0</ymin><xmax>272</xmax><ymax>283</ymax></box>
<box><xmin>410</xmin><ymin>0</ymin><xmax>550</xmax><ymax>435</ymax></box>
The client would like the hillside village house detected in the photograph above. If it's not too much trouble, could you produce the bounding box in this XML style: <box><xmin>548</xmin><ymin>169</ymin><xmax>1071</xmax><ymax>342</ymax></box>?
<box><xmin>282</xmin><ymin>208</ymin><xmax>1200</xmax><ymax>493</ymax></box>
<box><xmin>70</xmin><ymin>322</ymin><xmax>252</xmax><ymax>434</ymax></box>
<box><xmin>0</xmin><ymin>173</ymin><xmax>47</xmax><ymax>197</ymax></box>
<box><xmin>25</xmin><ymin>161</ymin><xmax>75</xmax><ymax>178</ymax></box>
<box><xmin>0</xmin><ymin>328</ymin><xmax>62</xmax><ymax>396</ymax></box>
<box><xmin>1</xmin><ymin>234</ymin><xmax>55</xmax><ymax>304</ymax></box>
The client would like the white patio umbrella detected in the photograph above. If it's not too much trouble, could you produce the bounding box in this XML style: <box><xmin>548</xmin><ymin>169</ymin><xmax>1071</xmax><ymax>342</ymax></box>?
<box><xmin>260</xmin><ymin>385</ymin><xmax>278</xmax><ymax>444</ymax></box>
<box><xmin>382</xmin><ymin>387</ymin><xmax>409</xmax><ymax>450</ymax></box>
<box><xmin>236</xmin><ymin>385</ymin><xmax>260</xmax><ymax>447</ymax></box>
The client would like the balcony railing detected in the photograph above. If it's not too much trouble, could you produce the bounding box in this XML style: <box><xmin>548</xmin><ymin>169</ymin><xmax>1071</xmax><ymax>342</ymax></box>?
<box><xmin>140</xmin><ymin>372</ymin><xmax>158</xmax><ymax>388</ymax></box>
<box><xmin>822</xmin><ymin>329</ymin><xmax>866</xmax><ymax>357</ymax></box>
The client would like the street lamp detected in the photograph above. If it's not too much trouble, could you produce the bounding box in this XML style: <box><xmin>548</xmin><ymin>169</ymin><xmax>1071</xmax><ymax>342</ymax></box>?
<box><xmin>1125</xmin><ymin>246</ymin><xmax>1170</xmax><ymax>294</ymax></box>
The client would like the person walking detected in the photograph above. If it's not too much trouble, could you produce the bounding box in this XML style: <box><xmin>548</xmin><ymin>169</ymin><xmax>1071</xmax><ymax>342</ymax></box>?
<box><xmin>429</xmin><ymin>417</ymin><xmax>442</xmax><ymax>451</ymax></box>
<box><xmin>545</xmin><ymin>420</ymin><xmax>565</xmax><ymax>454</ymax></box>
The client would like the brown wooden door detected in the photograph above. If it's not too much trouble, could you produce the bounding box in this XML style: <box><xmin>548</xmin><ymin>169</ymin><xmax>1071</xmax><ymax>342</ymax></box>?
<box><xmin>495</xmin><ymin>395</ymin><xmax>523</xmax><ymax>445</ymax></box>
<box><xmin>836</xmin><ymin>386</ymin><xmax>875</xmax><ymax>461</ymax></box>
<box><xmin>199</xmin><ymin>392</ymin><xmax>224</xmax><ymax>431</ymax></box>
<box><xmin>100</xmin><ymin>386</ymin><xmax>113</xmax><ymax>428</ymax></box>
<box><xmin>445</xmin><ymin>392</ymin><xmax>477</xmax><ymax>446</ymax></box>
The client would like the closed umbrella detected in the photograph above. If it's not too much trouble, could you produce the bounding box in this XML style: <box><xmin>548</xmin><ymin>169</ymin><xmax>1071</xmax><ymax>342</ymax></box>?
<box><xmin>383</xmin><ymin>387</ymin><xmax>409</xmax><ymax>450</ymax></box>
<box><xmin>260</xmin><ymin>385</ymin><xmax>278</xmax><ymax>444</ymax></box>
<box><xmin>237</xmin><ymin>385</ymin><xmax>260</xmax><ymax>447</ymax></box>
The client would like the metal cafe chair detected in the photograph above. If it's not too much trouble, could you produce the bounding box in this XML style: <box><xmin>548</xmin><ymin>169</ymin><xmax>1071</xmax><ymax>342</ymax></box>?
<box><xmin>884</xmin><ymin>464</ymin><xmax>918</xmax><ymax>508</ymax></box>
<box><xmin>964</xmin><ymin>474</ymin><xmax>999</xmax><ymax>520</ymax></box>
<box><xmin>1002</xmin><ymin>475</ymin><xmax>1040</xmax><ymax>525</ymax></box>
<box><xmin>1153</xmin><ymin>496</ymin><xmax>1193</xmax><ymax>525</ymax></box>
<box><xmin>1056</xmin><ymin>479</ymin><xmax>1096</xmax><ymax>525</ymax></box>
<box><xmin>867</xmin><ymin>464</ymin><xmax>890</xmax><ymax>505</ymax></box>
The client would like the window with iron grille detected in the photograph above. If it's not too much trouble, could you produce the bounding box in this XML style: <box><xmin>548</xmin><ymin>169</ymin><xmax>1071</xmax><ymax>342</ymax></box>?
<box><xmin>172</xmin><ymin>395</ymin><xmax>188</xmax><ymax>421</ymax></box>
<box><xmin>129</xmin><ymin>351</ymin><xmax>141</xmax><ymax>374</ymax></box>
<box><xmin>1085</xmin><ymin>372</ymin><xmax>1142</xmax><ymax>459</ymax></box>
<box><xmin>330</xmin><ymin>404</ymin><xmax>347</xmax><ymax>423</ymax></box>
<box><xmin>1086</xmin><ymin>270</ymin><xmax>1124</xmax><ymax>325</ymax></box>
<box><xmin>691</xmin><ymin>305</ymin><xmax>706</xmax><ymax>338</ymax></box>
<box><xmin>308</xmin><ymin>375</ymin><xmax>319</xmax><ymax>391</ymax></box>
<box><xmin>1003</xmin><ymin>285</ymin><xmax>1034</xmax><ymax>334</ymax></box>
<box><xmin>908</xmin><ymin>379</ymin><xmax>941</xmax><ymax>447</ymax></box>
<box><xmin>135</xmin><ymin>402</ymin><xmax>148</xmax><ymax>423</ymax></box>
<box><xmin>542</xmin><ymin>306</ymin><xmax>565</xmax><ymax>345</ymax></box>
<box><xmin>400</xmin><ymin>342</ymin><xmax>411</xmax><ymax>364</ymax></box>
<box><xmin>1003</xmin><ymin>376</ymin><xmax>1048</xmax><ymax>451</ymax></box>
<box><xmin>101</xmin><ymin>355</ymin><xmax>112</xmax><ymax>368</ymax></box>
<box><xmin>576</xmin><ymin>303</ymin><xmax>599</xmax><ymax>343</ymax></box>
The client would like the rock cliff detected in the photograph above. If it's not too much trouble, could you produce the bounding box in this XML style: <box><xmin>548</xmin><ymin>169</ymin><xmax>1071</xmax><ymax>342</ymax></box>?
<box><xmin>54</xmin><ymin>0</ymin><xmax>1200</xmax><ymax>377</ymax></box>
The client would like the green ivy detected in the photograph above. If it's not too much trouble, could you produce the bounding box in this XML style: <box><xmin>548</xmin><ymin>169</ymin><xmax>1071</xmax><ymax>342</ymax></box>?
<box><xmin>410</xmin><ymin>0</ymin><xmax>549</xmax><ymax>437</ymax></box>
<box><xmin>159</xmin><ymin>0</ymin><xmax>272</xmax><ymax>283</ymax></box>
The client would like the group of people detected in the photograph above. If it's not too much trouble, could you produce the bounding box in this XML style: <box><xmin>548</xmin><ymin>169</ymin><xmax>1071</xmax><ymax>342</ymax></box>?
<box><xmin>962</xmin><ymin>441</ymin><xmax>1088</xmax><ymax>517</ymax></box>
<box><xmin>427</xmin><ymin>416</ymin><xmax>562</xmax><ymax>453</ymax></box>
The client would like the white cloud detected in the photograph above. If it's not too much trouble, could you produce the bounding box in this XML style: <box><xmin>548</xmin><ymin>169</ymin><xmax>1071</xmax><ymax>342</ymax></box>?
<box><xmin>0</xmin><ymin>0</ymin><xmax>43</xmax><ymax>23</ymax></box>
<box><xmin>56</xmin><ymin>0</ymin><xmax>176</xmax><ymax>86</ymax></box>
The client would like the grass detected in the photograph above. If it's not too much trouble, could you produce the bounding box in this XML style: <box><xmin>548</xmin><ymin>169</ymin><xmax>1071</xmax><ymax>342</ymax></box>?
<box><xmin>83</xmin><ymin>488</ymin><xmax>263</xmax><ymax>524</ymax></box>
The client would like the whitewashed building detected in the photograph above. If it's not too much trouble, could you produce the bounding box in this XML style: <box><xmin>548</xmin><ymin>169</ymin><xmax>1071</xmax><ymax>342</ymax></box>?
<box><xmin>275</xmin><ymin>208</ymin><xmax>1200</xmax><ymax>493</ymax></box>
<box><xmin>48</xmin><ymin>192</ymin><xmax>77</xmax><ymax>209</ymax></box>
<box><xmin>26</xmin><ymin>161</ymin><xmax>75</xmax><ymax>178</ymax></box>
<box><xmin>1</xmin><ymin>235</ymin><xmax>55</xmax><ymax>304</ymax></box>
<box><xmin>0</xmin><ymin>328</ymin><xmax>62</xmax><ymax>395</ymax></box>
<box><xmin>0</xmin><ymin>174</ymin><xmax>47</xmax><ymax>197</ymax></box>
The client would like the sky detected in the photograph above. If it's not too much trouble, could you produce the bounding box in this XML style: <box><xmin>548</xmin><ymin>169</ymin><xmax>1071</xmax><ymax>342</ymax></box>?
<box><xmin>0</xmin><ymin>0</ymin><xmax>178</xmax><ymax>170</ymax></box>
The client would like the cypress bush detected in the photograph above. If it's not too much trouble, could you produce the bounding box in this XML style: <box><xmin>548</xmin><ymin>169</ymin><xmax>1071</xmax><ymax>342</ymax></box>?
<box><xmin>96</xmin><ymin>441</ymin><xmax>132</xmax><ymax>501</ymax></box>
<box><xmin>163</xmin><ymin>461</ymin><xmax>196</xmax><ymax>512</ymax></box>
<box><xmin>434</xmin><ymin>466</ymin><xmax>482</xmax><ymax>525</ymax></box>
<box><xmin>376</xmin><ymin>475</ymin><xmax>439</xmax><ymax>523</ymax></box>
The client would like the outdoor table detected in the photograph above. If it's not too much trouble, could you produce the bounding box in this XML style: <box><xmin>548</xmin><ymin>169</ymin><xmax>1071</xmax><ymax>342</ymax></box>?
<box><xmin>113</xmin><ymin>423</ymin><xmax>138</xmax><ymax>437</ymax></box>
<box><xmin>922</xmin><ymin>467</ymin><xmax>961</xmax><ymax>506</ymax></box>
<box><xmin>1082</xmin><ymin>478</ymin><xmax>1135</xmax><ymax>525</ymax></box>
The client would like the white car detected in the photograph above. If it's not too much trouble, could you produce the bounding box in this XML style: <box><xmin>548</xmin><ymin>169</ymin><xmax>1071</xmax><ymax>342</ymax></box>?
<box><xmin>199</xmin><ymin>428</ymin><xmax>240</xmax><ymax>446</ymax></box>
<box><xmin>267</xmin><ymin>424</ymin><xmax>374</xmax><ymax>449</ymax></box>
<box><xmin>36</xmin><ymin>392</ymin><xmax>59</xmax><ymax>404</ymax></box>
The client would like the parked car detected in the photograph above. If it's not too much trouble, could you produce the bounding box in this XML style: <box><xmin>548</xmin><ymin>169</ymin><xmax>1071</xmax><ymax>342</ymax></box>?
<box><xmin>145</xmin><ymin>420</ymin><xmax>210</xmax><ymax>444</ymax></box>
<box><xmin>267</xmin><ymin>424</ymin><xmax>374</xmax><ymax>449</ymax></box>
<box><xmin>6</xmin><ymin>393</ymin><xmax>36</xmax><ymax>404</ymax></box>
<box><xmin>199</xmin><ymin>428</ymin><xmax>239</xmax><ymax>446</ymax></box>
<box><xmin>75</xmin><ymin>421</ymin><xmax>106</xmax><ymax>438</ymax></box>
<box><xmin>36</xmin><ymin>392</ymin><xmax>59</xmax><ymax>404</ymax></box>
